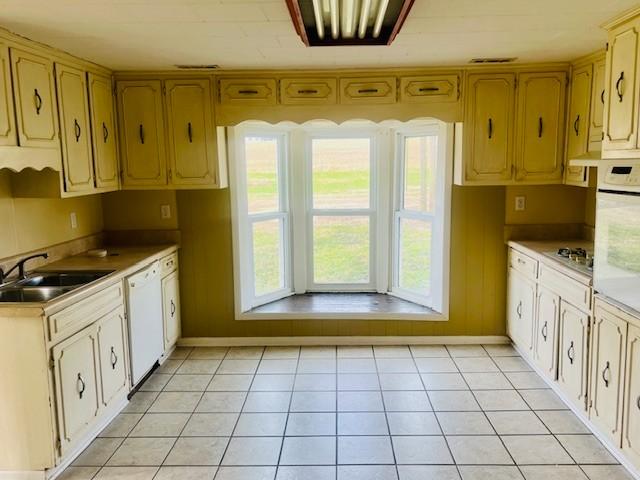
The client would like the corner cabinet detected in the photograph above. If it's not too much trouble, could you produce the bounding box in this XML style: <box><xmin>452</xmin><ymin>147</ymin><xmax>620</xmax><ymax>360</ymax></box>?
<box><xmin>0</xmin><ymin>42</ymin><xmax>16</xmax><ymax>146</ymax></box>
<box><xmin>88</xmin><ymin>73</ymin><xmax>119</xmax><ymax>190</ymax></box>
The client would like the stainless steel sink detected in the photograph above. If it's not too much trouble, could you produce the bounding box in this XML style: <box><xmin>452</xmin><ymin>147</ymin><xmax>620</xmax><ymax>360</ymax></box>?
<box><xmin>0</xmin><ymin>286</ymin><xmax>76</xmax><ymax>303</ymax></box>
<box><xmin>18</xmin><ymin>271</ymin><xmax>113</xmax><ymax>287</ymax></box>
<box><xmin>0</xmin><ymin>270</ymin><xmax>114</xmax><ymax>303</ymax></box>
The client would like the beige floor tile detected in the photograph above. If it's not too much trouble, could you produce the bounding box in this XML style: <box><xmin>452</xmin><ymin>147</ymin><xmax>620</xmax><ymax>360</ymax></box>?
<box><xmin>458</xmin><ymin>465</ymin><xmax>523</xmax><ymax>480</ymax></box>
<box><xmin>196</xmin><ymin>392</ymin><xmax>247</xmax><ymax>413</ymax></box>
<box><xmin>123</xmin><ymin>392</ymin><xmax>159</xmax><ymax>413</ymax></box>
<box><xmin>157</xmin><ymin>360</ymin><xmax>183</xmax><ymax>375</ymax></box>
<box><xmin>473</xmin><ymin>390</ymin><xmax>529</xmax><ymax>411</ymax></box>
<box><xmin>149</xmin><ymin>392</ymin><xmax>203</xmax><ymax>413</ymax></box>
<box><xmin>557</xmin><ymin>435</ymin><xmax>617</xmax><ymax>464</ymax></box>
<box><xmin>338</xmin><ymin>391</ymin><xmax>384</xmax><ymax>411</ymax></box>
<box><xmin>482</xmin><ymin>344</ymin><xmax>520</xmax><ymax>357</ymax></box>
<box><xmin>505</xmin><ymin>372</ymin><xmax>548</xmax><ymax>389</ymax></box>
<box><xmin>536</xmin><ymin>410</ymin><xmax>591</xmax><ymax>434</ymax></box>
<box><xmin>207</xmin><ymin>374</ymin><xmax>253</xmax><ymax>392</ymax></box>
<box><xmin>225</xmin><ymin>347</ymin><xmax>264</xmax><ymax>360</ymax></box>
<box><xmin>338</xmin><ymin>436</ymin><xmax>394</xmax><ymax>464</ymax></box>
<box><xmin>164</xmin><ymin>374</ymin><xmax>213</xmax><ymax>392</ymax></box>
<box><xmin>337</xmin><ymin>346</ymin><xmax>374</xmax><ymax>358</ymax></box>
<box><xmin>338</xmin><ymin>465</ymin><xmax>398</xmax><ymax>479</ymax></box>
<box><xmin>276</xmin><ymin>466</ymin><xmax>335</xmax><ymax>480</ymax></box>
<box><xmin>398</xmin><ymin>465</ymin><xmax>461</xmax><ymax>480</ymax></box>
<box><xmin>262</xmin><ymin>346</ymin><xmax>300</xmax><ymax>359</ymax></box>
<box><xmin>486</xmin><ymin>411</ymin><xmax>548</xmax><ymax>435</ymax></box>
<box><xmin>257</xmin><ymin>359</ymin><xmax>298</xmax><ymax>374</ymax></box>
<box><xmin>129</xmin><ymin>413</ymin><xmax>190</xmax><ymax>437</ymax></box>
<box><xmin>297</xmin><ymin>358</ymin><xmax>336</xmax><ymax>374</ymax></box>
<box><xmin>251</xmin><ymin>374</ymin><xmax>295</xmax><ymax>391</ymax></box>
<box><xmin>373</xmin><ymin>346</ymin><xmax>412</xmax><ymax>358</ymax></box>
<box><xmin>462</xmin><ymin>372</ymin><xmax>512</xmax><ymax>390</ymax></box>
<box><xmin>520</xmin><ymin>465</ymin><xmax>588</xmax><ymax>480</ymax></box>
<box><xmin>436</xmin><ymin>412</ymin><xmax>494</xmax><ymax>435</ymax></box>
<box><xmin>376</xmin><ymin>358</ymin><xmax>418</xmax><ymax>373</ymax></box>
<box><xmin>93</xmin><ymin>467</ymin><xmax>159</xmax><ymax>480</ymax></box>
<box><xmin>337</xmin><ymin>373</ymin><xmax>380</xmax><ymax>390</ymax></box>
<box><xmin>493</xmin><ymin>356</ymin><xmax>533</xmax><ymax>372</ymax></box>
<box><xmin>164</xmin><ymin>437</ymin><xmax>228</xmax><ymax>466</ymax></box>
<box><xmin>338</xmin><ymin>412</ymin><xmax>389</xmax><ymax>435</ymax></box>
<box><xmin>222</xmin><ymin>437</ymin><xmax>282</xmax><ymax>466</ymax></box>
<box><xmin>182</xmin><ymin>413</ymin><xmax>238</xmax><ymax>436</ymax></box>
<box><xmin>280</xmin><ymin>436</ymin><xmax>336</xmax><ymax>465</ymax></box>
<box><xmin>454</xmin><ymin>357</ymin><xmax>500</xmax><ymax>373</ymax></box>
<box><xmin>243</xmin><ymin>391</ymin><xmax>292</xmax><ymax>412</ymax></box>
<box><xmin>57</xmin><ymin>466</ymin><xmax>101</xmax><ymax>480</ymax></box>
<box><xmin>446</xmin><ymin>345</ymin><xmax>488</xmax><ymax>358</ymax></box>
<box><xmin>519</xmin><ymin>389</ymin><xmax>567</xmax><ymax>410</ymax></box>
<box><xmin>387</xmin><ymin>412</ymin><xmax>440</xmax><ymax>435</ymax></box>
<box><xmin>446</xmin><ymin>436</ymin><xmax>513</xmax><ymax>465</ymax></box>
<box><xmin>154</xmin><ymin>466</ymin><xmax>218</xmax><ymax>480</ymax></box>
<box><xmin>73</xmin><ymin>438</ymin><xmax>124</xmax><ymax>466</ymax></box>
<box><xmin>428</xmin><ymin>391</ymin><xmax>480</xmax><ymax>411</ymax></box>
<box><xmin>107</xmin><ymin>437</ymin><xmax>175</xmax><ymax>466</ymax></box>
<box><xmin>233</xmin><ymin>412</ymin><xmax>287</xmax><ymax>436</ymax></box>
<box><xmin>392</xmin><ymin>436</ymin><xmax>453</xmax><ymax>464</ymax></box>
<box><xmin>218</xmin><ymin>359</ymin><xmax>259</xmax><ymax>375</ymax></box>
<box><xmin>501</xmin><ymin>435</ymin><xmax>574</xmax><ymax>465</ymax></box>
<box><xmin>177</xmin><ymin>360</ymin><xmax>222</xmax><ymax>375</ymax></box>
<box><xmin>169</xmin><ymin>347</ymin><xmax>192</xmax><ymax>360</ymax></box>
<box><xmin>215</xmin><ymin>466</ymin><xmax>275</xmax><ymax>480</ymax></box>
<box><xmin>415</xmin><ymin>358</ymin><xmax>459</xmax><ymax>373</ymax></box>
<box><xmin>139</xmin><ymin>374</ymin><xmax>172</xmax><ymax>392</ymax></box>
<box><xmin>379</xmin><ymin>373</ymin><xmax>423</xmax><ymax>390</ymax></box>
<box><xmin>285</xmin><ymin>412</ymin><xmax>336</xmax><ymax>436</ymax></box>
<box><xmin>300</xmin><ymin>346</ymin><xmax>336</xmax><ymax>358</ymax></box>
<box><xmin>337</xmin><ymin>358</ymin><xmax>377</xmax><ymax>374</ymax></box>
<box><xmin>290</xmin><ymin>391</ymin><xmax>335</xmax><ymax>412</ymax></box>
<box><xmin>383</xmin><ymin>391</ymin><xmax>432</xmax><ymax>411</ymax></box>
<box><xmin>294</xmin><ymin>374</ymin><xmax>336</xmax><ymax>391</ymax></box>
<box><xmin>421</xmin><ymin>373</ymin><xmax>468</xmax><ymax>390</ymax></box>
<box><xmin>580</xmin><ymin>465</ymin><xmax>635</xmax><ymax>480</ymax></box>
<box><xmin>188</xmin><ymin>347</ymin><xmax>228</xmax><ymax>360</ymax></box>
<box><xmin>409</xmin><ymin>345</ymin><xmax>450</xmax><ymax>358</ymax></box>
<box><xmin>99</xmin><ymin>413</ymin><xmax>143</xmax><ymax>438</ymax></box>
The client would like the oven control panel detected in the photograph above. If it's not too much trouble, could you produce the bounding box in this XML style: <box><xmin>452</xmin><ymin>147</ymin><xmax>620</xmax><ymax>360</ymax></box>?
<box><xmin>599</xmin><ymin>163</ymin><xmax>640</xmax><ymax>193</ymax></box>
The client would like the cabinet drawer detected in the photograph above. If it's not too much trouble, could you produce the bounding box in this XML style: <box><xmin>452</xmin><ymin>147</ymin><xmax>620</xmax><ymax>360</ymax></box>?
<box><xmin>48</xmin><ymin>282</ymin><xmax>124</xmax><ymax>343</ymax></box>
<box><xmin>219</xmin><ymin>78</ymin><xmax>277</xmax><ymax>106</ymax></box>
<box><xmin>538</xmin><ymin>263</ymin><xmax>591</xmax><ymax>312</ymax></box>
<box><xmin>161</xmin><ymin>252</ymin><xmax>178</xmax><ymax>276</ymax></box>
<box><xmin>509</xmin><ymin>248</ymin><xmax>538</xmax><ymax>279</ymax></box>
<box><xmin>339</xmin><ymin>77</ymin><xmax>396</xmax><ymax>104</ymax></box>
<box><xmin>399</xmin><ymin>75</ymin><xmax>459</xmax><ymax>103</ymax></box>
<box><xmin>280</xmin><ymin>78</ymin><xmax>337</xmax><ymax>105</ymax></box>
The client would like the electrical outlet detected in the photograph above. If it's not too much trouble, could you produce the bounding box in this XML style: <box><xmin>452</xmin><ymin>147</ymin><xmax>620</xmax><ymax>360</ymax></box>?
<box><xmin>515</xmin><ymin>196</ymin><xmax>526</xmax><ymax>212</ymax></box>
<box><xmin>70</xmin><ymin>212</ymin><xmax>78</xmax><ymax>229</ymax></box>
<box><xmin>160</xmin><ymin>204</ymin><xmax>171</xmax><ymax>219</ymax></box>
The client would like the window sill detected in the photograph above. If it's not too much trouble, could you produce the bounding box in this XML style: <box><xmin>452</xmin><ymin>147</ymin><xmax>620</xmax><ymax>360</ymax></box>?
<box><xmin>237</xmin><ymin>293</ymin><xmax>447</xmax><ymax>322</ymax></box>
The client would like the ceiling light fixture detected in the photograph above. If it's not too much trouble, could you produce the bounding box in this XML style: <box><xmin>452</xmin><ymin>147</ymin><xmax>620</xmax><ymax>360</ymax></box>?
<box><xmin>286</xmin><ymin>0</ymin><xmax>415</xmax><ymax>46</ymax></box>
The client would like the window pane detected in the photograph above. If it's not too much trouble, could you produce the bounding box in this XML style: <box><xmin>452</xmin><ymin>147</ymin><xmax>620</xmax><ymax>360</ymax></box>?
<box><xmin>245</xmin><ymin>137</ymin><xmax>279</xmax><ymax>214</ymax></box>
<box><xmin>313</xmin><ymin>216</ymin><xmax>369</xmax><ymax>284</ymax></box>
<box><xmin>312</xmin><ymin>138</ymin><xmax>371</xmax><ymax>209</ymax></box>
<box><xmin>399</xmin><ymin>218</ymin><xmax>431</xmax><ymax>294</ymax></box>
<box><xmin>252</xmin><ymin>219</ymin><xmax>284</xmax><ymax>296</ymax></box>
<box><xmin>404</xmin><ymin>135</ymin><xmax>437</xmax><ymax>213</ymax></box>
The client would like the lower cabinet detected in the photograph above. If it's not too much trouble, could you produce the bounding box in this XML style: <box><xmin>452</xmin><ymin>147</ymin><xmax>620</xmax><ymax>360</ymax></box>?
<box><xmin>507</xmin><ymin>268</ymin><xmax>536</xmax><ymax>356</ymax></box>
<box><xmin>534</xmin><ymin>286</ymin><xmax>560</xmax><ymax>380</ymax></box>
<box><xmin>557</xmin><ymin>300</ymin><xmax>590</xmax><ymax>410</ymax></box>
<box><xmin>622</xmin><ymin>324</ymin><xmax>640</xmax><ymax>467</ymax></box>
<box><xmin>96</xmin><ymin>306</ymin><xmax>129</xmax><ymax>408</ymax></box>
<box><xmin>162</xmin><ymin>270</ymin><xmax>181</xmax><ymax>351</ymax></box>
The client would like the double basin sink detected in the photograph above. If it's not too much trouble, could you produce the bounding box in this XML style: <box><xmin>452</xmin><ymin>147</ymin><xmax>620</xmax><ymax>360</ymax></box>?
<box><xmin>0</xmin><ymin>271</ymin><xmax>114</xmax><ymax>303</ymax></box>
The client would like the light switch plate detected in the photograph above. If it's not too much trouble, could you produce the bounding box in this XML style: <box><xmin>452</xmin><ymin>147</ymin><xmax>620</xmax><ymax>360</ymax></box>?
<box><xmin>515</xmin><ymin>196</ymin><xmax>526</xmax><ymax>211</ymax></box>
<box><xmin>70</xmin><ymin>212</ymin><xmax>78</xmax><ymax>229</ymax></box>
<box><xmin>161</xmin><ymin>204</ymin><xmax>171</xmax><ymax>219</ymax></box>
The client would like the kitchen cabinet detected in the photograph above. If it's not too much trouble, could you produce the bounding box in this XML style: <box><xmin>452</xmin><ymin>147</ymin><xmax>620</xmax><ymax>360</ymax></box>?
<box><xmin>55</xmin><ymin>63</ymin><xmax>95</xmax><ymax>193</ymax></box>
<box><xmin>0</xmin><ymin>42</ymin><xmax>16</xmax><ymax>146</ymax></box>
<box><xmin>339</xmin><ymin>77</ymin><xmax>396</xmax><ymax>105</ymax></box>
<box><xmin>507</xmin><ymin>267</ymin><xmax>536</xmax><ymax>356</ymax></box>
<box><xmin>589</xmin><ymin>300</ymin><xmax>628</xmax><ymax>445</ymax></box>
<box><xmin>88</xmin><ymin>73</ymin><xmax>119</xmax><ymax>190</ymax></box>
<box><xmin>10</xmin><ymin>48</ymin><xmax>58</xmax><ymax>148</ymax></box>
<box><xmin>96</xmin><ymin>306</ymin><xmax>128</xmax><ymax>408</ymax></box>
<box><xmin>557</xmin><ymin>300</ymin><xmax>590</xmax><ymax>411</ymax></box>
<box><xmin>116</xmin><ymin>80</ymin><xmax>167</xmax><ymax>188</ymax></box>
<box><xmin>162</xmin><ymin>270</ymin><xmax>181</xmax><ymax>352</ymax></box>
<box><xmin>514</xmin><ymin>72</ymin><xmax>566</xmax><ymax>183</ymax></box>
<box><xmin>219</xmin><ymin>78</ymin><xmax>277</xmax><ymax>106</ymax></box>
<box><xmin>589</xmin><ymin>57</ymin><xmax>606</xmax><ymax>150</ymax></box>
<box><xmin>280</xmin><ymin>77</ymin><xmax>337</xmax><ymax>105</ymax></box>
<box><xmin>534</xmin><ymin>286</ymin><xmax>560</xmax><ymax>380</ymax></box>
<box><xmin>622</xmin><ymin>323</ymin><xmax>640</xmax><ymax>468</ymax></box>
<box><xmin>51</xmin><ymin>324</ymin><xmax>100</xmax><ymax>457</ymax></box>
<box><xmin>399</xmin><ymin>74</ymin><xmax>459</xmax><ymax>104</ymax></box>
<box><xmin>565</xmin><ymin>64</ymin><xmax>592</xmax><ymax>186</ymax></box>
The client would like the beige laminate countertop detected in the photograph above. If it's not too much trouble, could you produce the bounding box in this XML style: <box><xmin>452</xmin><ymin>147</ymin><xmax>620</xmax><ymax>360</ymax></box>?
<box><xmin>507</xmin><ymin>239</ymin><xmax>594</xmax><ymax>285</ymax></box>
<box><xmin>0</xmin><ymin>244</ymin><xmax>178</xmax><ymax>315</ymax></box>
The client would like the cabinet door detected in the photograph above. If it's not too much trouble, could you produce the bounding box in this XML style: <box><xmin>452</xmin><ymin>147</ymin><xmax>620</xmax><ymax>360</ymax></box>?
<box><xmin>219</xmin><ymin>78</ymin><xmax>277</xmax><ymax>106</ymax></box>
<box><xmin>51</xmin><ymin>325</ymin><xmax>100</xmax><ymax>456</ymax></box>
<box><xmin>564</xmin><ymin>65</ymin><xmax>592</xmax><ymax>186</ymax></box>
<box><xmin>603</xmin><ymin>23</ymin><xmax>640</xmax><ymax>152</ymax></box>
<box><xmin>623</xmin><ymin>324</ymin><xmax>640</xmax><ymax>468</ymax></box>
<box><xmin>162</xmin><ymin>271</ymin><xmax>181</xmax><ymax>351</ymax></box>
<box><xmin>507</xmin><ymin>268</ymin><xmax>536</xmax><ymax>356</ymax></box>
<box><xmin>165</xmin><ymin>79</ymin><xmax>218</xmax><ymax>187</ymax></box>
<box><xmin>589</xmin><ymin>57</ymin><xmax>606</xmax><ymax>150</ymax></box>
<box><xmin>116</xmin><ymin>80</ymin><xmax>166</xmax><ymax>187</ymax></box>
<box><xmin>88</xmin><ymin>73</ymin><xmax>119</xmax><ymax>190</ymax></box>
<box><xmin>96</xmin><ymin>306</ymin><xmax>128</xmax><ymax>408</ymax></box>
<box><xmin>534</xmin><ymin>287</ymin><xmax>560</xmax><ymax>380</ymax></box>
<box><xmin>589</xmin><ymin>302</ymin><xmax>628</xmax><ymax>444</ymax></box>
<box><xmin>515</xmin><ymin>72</ymin><xmax>566</xmax><ymax>183</ymax></box>
<box><xmin>339</xmin><ymin>77</ymin><xmax>397</xmax><ymax>105</ymax></box>
<box><xmin>557</xmin><ymin>300</ymin><xmax>590</xmax><ymax>411</ymax></box>
<box><xmin>280</xmin><ymin>78</ymin><xmax>337</xmax><ymax>105</ymax></box>
<box><xmin>0</xmin><ymin>43</ymin><xmax>16</xmax><ymax>146</ymax></box>
<box><xmin>55</xmin><ymin>63</ymin><xmax>94</xmax><ymax>192</ymax></box>
<box><xmin>10</xmin><ymin>48</ymin><xmax>58</xmax><ymax>148</ymax></box>
<box><xmin>464</xmin><ymin>73</ymin><xmax>515</xmax><ymax>183</ymax></box>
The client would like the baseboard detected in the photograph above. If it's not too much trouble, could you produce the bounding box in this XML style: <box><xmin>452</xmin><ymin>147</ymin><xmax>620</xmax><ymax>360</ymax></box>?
<box><xmin>0</xmin><ymin>472</ymin><xmax>45</xmax><ymax>480</ymax></box>
<box><xmin>178</xmin><ymin>335</ymin><xmax>510</xmax><ymax>347</ymax></box>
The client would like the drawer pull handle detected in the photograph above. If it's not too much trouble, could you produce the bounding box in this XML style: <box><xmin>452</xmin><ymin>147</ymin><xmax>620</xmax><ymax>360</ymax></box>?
<box><xmin>517</xmin><ymin>258</ymin><xmax>525</xmax><ymax>265</ymax></box>
<box><xmin>238</xmin><ymin>89</ymin><xmax>259</xmax><ymax>95</ymax></box>
<box><xmin>488</xmin><ymin>118</ymin><xmax>493</xmax><ymax>139</ymax></box>
<box><xmin>297</xmin><ymin>89</ymin><xmax>319</xmax><ymax>94</ymax></box>
<box><xmin>357</xmin><ymin>88</ymin><xmax>379</xmax><ymax>94</ymax></box>
<box><xmin>637</xmin><ymin>395</ymin><xmax>640</xmax><ymax>411</ymax></box>
<box><xmin>77</xmin><ymin>373</ymin><xmax>86</xmax><ymax>399</ymax></box>
<box><xmin>538</xmin><ymin>117</ymin><xmax>543</xmax><ymax>138</ymax></box>
<box><xmin>600</xmin><ymin>89</ymin><xmax>605</xmax><ymax>105</ymax></box>
<box><xmin>171</xmin><ymin>299</ymin><xmax>176</xmax><ymax>317</ymax></box>
<box><xmin>541</xmin><ymin>321</ymin><xmax>548</xmax><ymax>341</ymax></box>
<box><xmin>418</xmin><ymin>87</ymin><xmax>440</xmax><ymax>92</ymax></box>
<box><xmin>188</xmin><ymin>122</ymin><xmax>193</xmax><ymax>143</ymax></box>
<box><xmin>516</xmin><ymin>301</ymin><xmax>522</xmax><ymax>319</ymax></box>
<box><xmin>602</xmin><ymin>361</ymin><xmax>610</xmax><ymax>387</ymax></box>
<box><xmin>102</xmin><ymin>122</ymin><xmax>109</xmax><ymax>143</ymax></box>
<box><xmin>139</xmin><ymin>124</ymin><xmax>145</xmax><ymax>144</ymax></box>
<box><xmin>74</xmin><ymin>119</ymin><xmax>81</xmax><ymax>142</ymax></box>
<box><xmin>34</xmin><ymin>89</ymin><xmax>42</xmax><ymax>114</ymax></box>
<box><xmin>110</xmin><ymin>346</ymin><xmax>118</xmax><ymax>370</ymax></box>
<box><xmin>615</xmin><ymin>71</ymin><xmax>624</xmax><ymax>102</ymax></box>
<box><xmin>573</xmin><ymin>115</ymin><xmax>580</xmax><ymax>136</ymax></box>
<box><xmin>567</xmin><ymin>341</ymin><xmax>575</xmax><ymax>365</ymax></box>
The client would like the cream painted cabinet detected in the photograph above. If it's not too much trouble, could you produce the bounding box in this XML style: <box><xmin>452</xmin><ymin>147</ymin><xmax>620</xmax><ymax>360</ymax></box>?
<box><xmin>55</xmin><ymin>63</ymin><xmax>94</xmax><ymax>193</ymax></box>
<box><xmin>565</xmin><ymin>64</ymin><xmax>592</xmax><ymax>186</ymax></box>
<box><xmin>515</xmin><ymin>72</ymin><xmax>566</xmax><ymax>183</ymax></box>
<box><xmin>462</xmin><ymin>73</ymin><xmax>515</xmax><ymax>183</ymax></box>
<box><xmin>589</xmin><ymin>300</ymin><xmax>628</xmax><ymax>444</ymax></box>
<box><xmin>0</xmin><ymin>42</ymin><xmax>16</xmax><ymax>146</ymax></box>
<box><xmin>165</xmin><ymin>79</ymin><xmax>223</xmax><ymax>188</ymax></box>
<box><xmin>96</xmin><ymin>306</ymin><xmax>128</xmax><ymax>408</ymax></box>
<box><xmin>339</xmin><ymin>77</ymin><xmax>396</xmax><ymax>105</ymax></box>
<box><xmin>10</xmin><ymin>48</ymin><xmax>58</xmax><ymax>148</ymax></box>
<box><xmin>280</xmin><ymin>78</ymin><xmax>337</xmax><ymax>105</ymax></box>
<box><xmin>162</xmin><ymin>270</ymin><xmax>181</xmax><ymax>351</ymax></box>
<box><xmin>219</xmin><ymin>78</ymin><xmax>277</xmax><ymax>106</ymax></box>
<box><xmin>51</xmin><ymin>324</ymin><xmax>100</xmax><ymax>456</ymax></box>
<box><xmin>557</xmin><ymin>300</ymin><xmax>590</xmax><ymax>411</ymax></box>
<box><xmin>88</xmin><ymin>73</ymin><xmax>119</xmax><ymax>190</ymax></box>
<box><xmin>507</xmin><ymin>267</ymin><xmax>536</xmax><ymax>356</ymax></box>
<box><xmin>622</xmin><ymin>323</ymin><xmax>640</xmax><ymax>468</ymax></box>
<box><xmin>116</xmin><ymin>80</ymin><xmax>167</xmax><ymax>188</ymax></box>
<box><xmin>534</xmin><ymin>286</ymin><xmax>560</xmax><ymax>380</ymax></box>
<box><xmin>589</xmin><ymin>57</ymin><xmax>606</xmax><ymax>150</ymax></box>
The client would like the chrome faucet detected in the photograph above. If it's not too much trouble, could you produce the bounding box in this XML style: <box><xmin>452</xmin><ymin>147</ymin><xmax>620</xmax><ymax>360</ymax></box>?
<box><xmin>0</xmin><ymin>252</ymin><xmax>49</xmax><ymax>284</ymax></box>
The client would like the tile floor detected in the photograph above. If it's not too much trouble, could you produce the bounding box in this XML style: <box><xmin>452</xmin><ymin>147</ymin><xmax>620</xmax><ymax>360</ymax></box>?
<box><xmin>59</xmin><ymin>344</ymin><xmax>637</xmax><ymax>480</ymax></box>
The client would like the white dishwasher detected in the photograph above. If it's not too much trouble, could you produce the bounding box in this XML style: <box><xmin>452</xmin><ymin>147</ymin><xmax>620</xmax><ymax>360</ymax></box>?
<box><xmin>126</xmin><ymin>260</ymin><xmax>164</xmax><ymax>386</ymax></box>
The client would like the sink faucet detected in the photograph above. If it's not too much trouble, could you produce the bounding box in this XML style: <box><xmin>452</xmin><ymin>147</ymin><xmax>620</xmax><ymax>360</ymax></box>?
<box><xmin>0</xmin><ymin>252</ymin><xmax>49</xmax><ymax>284</ymax></box>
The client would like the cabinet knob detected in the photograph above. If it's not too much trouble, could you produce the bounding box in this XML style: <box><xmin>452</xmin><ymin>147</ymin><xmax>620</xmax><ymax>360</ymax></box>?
<box><xmin>488</xmin><ymin>118</ymin><xmax>493</xmax><ymax>139</ymax></box>
<box><xmin>139</xmin><ymin>124</ymin><xmax>145</xmax><ymax>144</ymax></box>
<box><xmin>573</xmin><ymin>115</ymin><xmax>580</xmax><ymax>137</ymax></box>
<box><xmin>538</xmin><ymin>117</ymin><xmax>543</xmax><ymax>138</ymax></box>
<box><xmin>516</xmin><ymin>301</ymin><xmax>522</xmax><ymax>319</ymax></box>
<box><xmin>187</xmin><ymin>122</ymin><xmax>193</xmax><ymax>143</ymax></box>
<box><xmin>171</xmin><ymin>299</ymin><xmax>176</xmax><ymax>317</ymax></box>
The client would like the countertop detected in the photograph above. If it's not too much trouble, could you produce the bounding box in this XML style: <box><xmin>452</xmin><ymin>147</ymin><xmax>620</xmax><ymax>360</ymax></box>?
<box><xmin>0</xmin><ymin>244</ymin><xmax>178</xmax><ymax>315</ymax></box>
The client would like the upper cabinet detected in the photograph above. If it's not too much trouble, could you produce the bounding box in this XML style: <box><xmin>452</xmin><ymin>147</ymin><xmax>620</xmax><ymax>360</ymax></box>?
<box><xmin>565</xmin><ymin>64</ymin><xmax>592</xmax><ymax>186</ymax></box>
<box><xmin>0</xmin><ymin>43</ymin><xmax>16</xmax><ymax>146</ymax></box>
<box><xmin>88</xmin><ymin>73</ymin><xmax>119</xmax><ymax>190</ymax></box>
<box><xmin>590</xmin><ymin>57</ymin><xmax>606</xmax><ymax>150</ymax></box>
<box><xmin>10</xmin><ymin>49</ymin><xmax>58</xmax><ymax>149</ymax></box>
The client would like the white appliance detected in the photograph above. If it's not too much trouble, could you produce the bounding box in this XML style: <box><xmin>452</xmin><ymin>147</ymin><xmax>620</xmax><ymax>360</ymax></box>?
<box><xmin>594</xmin><ymin>162</ymin><xmax>640</xmax><ymax>313</ymax></box>
<box><xmin>126</xmin><ymin>260</ymin><xmax>164</xmax><ymax>386</ymax></box>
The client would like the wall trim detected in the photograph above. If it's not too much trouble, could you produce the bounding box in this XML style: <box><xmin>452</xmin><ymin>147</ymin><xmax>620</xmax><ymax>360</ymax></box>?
<box><xmin>178</xmin><ymin>335</ymin><xmax>510</xmax><ymax>347</ymax></box>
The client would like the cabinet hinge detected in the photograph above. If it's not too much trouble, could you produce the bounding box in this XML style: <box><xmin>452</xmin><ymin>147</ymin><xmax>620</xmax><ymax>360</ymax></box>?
<box><xmin>119</xmin><ymin>169</ymin><xmax>124</xmax><ymax>181</ymax></box>
<box><xmin>605</xmin><ymin>42</ymin><xmax>609</xmax><ymax>52</ymax></box>
<box><xmin>56</xmin><ymin>438</ymin><xmax>61</xmax><ymax>452</ymax></box>
<box><xmin>49</xmin><ymin>357</ymin><xmax>55</xmax><ymax>369</ymax></box>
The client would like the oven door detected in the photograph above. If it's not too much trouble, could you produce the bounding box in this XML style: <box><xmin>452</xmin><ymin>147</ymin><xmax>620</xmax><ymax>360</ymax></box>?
<box><xmin>594</xmin><ymin>190</ymin><xmax>640</xmax><ymax>312</ymax></box>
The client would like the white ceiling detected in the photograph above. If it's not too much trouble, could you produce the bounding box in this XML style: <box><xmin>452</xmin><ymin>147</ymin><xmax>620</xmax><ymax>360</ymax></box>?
<box><xmin>0</xmin><ymin>0</ymin><xmax>637</xmax><ymax>71</ymax></box>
